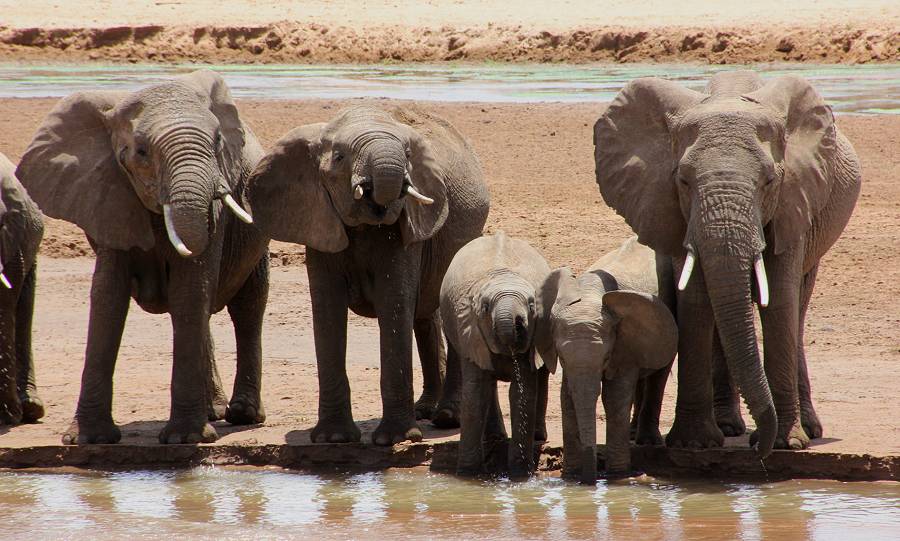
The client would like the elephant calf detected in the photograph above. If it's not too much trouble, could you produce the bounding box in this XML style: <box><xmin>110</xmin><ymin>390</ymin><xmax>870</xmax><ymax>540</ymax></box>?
<box><xmin>544</xmin><ymin>237</ymin><xmax>677</xmax><ymax>483</ymax></box>
<box><xmin>440</xmin><ymin>233</ymin><xmax>555</xmax><ymax>477</ymax></box>
<box><xmin>0</xmin><ymin>153</ymin><xmax>44</xmax><ymax>425</ymax></box>
<box><xmin>17</xmin><ymin>70</ymin><xmax>270</xmax><ymax>444</ymax></box>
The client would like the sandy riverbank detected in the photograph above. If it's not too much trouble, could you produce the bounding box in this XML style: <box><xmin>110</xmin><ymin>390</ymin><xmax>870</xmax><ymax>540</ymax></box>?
<box><xmin>0</xmin><ymin>1</ymin><xmax>898</xmax><ymax>64</ymax></box>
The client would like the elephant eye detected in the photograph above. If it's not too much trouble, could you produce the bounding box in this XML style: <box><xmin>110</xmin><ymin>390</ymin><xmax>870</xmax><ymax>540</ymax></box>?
<box><xmin>405</xmin><ymin>147</ymin><xmax>411</xmax><ymax>158</ymax></box>
<box><xmin>213</xmin><ymin>131</ymin><xmax>222</xmax><ymax>151</ymax></box>
<box><xmin>481</xmin><ymin>299</ymin><xmax>490</xmax><ymax>314</ymax></box>
<box><xmin>333</xmin><ymin>151</ymin><xmax>344</xmax><ymax>163</ymax></box>
<box><xmin>135</xmin><ymin>146</ymin><xmax>148</xmax><ymax>158</ymax></box>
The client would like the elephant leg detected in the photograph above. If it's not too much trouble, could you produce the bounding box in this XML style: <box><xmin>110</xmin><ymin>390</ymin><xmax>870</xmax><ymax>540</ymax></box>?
<box><xmin>224</xmin><ymin>256</ymin><xmax>268</xmax><ymax>426</ymax></box>
<box><xmin>371</xmin><ymin>245</ymin><xmax>423</xmax><ymax>447</ymax></box>
<box><xmin>560</xmin><ymin>373</ymin><xmax>584</xmax><ymax>480</ymax></box>
<box><xmin>713</xmin><ymin>329</ymin><xmax>746</xmax><ymax>437</ymax></box>
<box><xmin>306</xmin><ymin>251</ymin><xmax>359</xmax><ymax>444</ymax></box>
<box><xmin>160</xmin><ymin>254</ymin><xmax>219</xmax><ymax>445</ymax></box>
<box><xmin>635</xmin><ymin>361</ymin><xmax>672</xmax><ymax>446</ymax></box>
<box><xmin>457</xmin><ymin>359</ymin><xmax>491</xmax><ymax>476</ymax></box>
<box><xmin>433</xmin><ymin>339</ymin><xmax>462</xmax><ymax>428</ymax></box>
<box><xmin>63</xmin><ymin>249</ymin><xmax>131</xmax><ymax>444</ymax></box>
<box><xmin>666</xmin><ymin>263</ymin><xmax>724</xmax><ymax>449</ymax></box>
<box><xmin>0</xmin><ymin>295</ymin><xmax>21</xmax><ymax>425</ymax></box>
<box><xmin>508</xmin><ymin>359</ymin><xmax>538</xmax><ymax>478</ymax></box>
<box><xmin>15</xmin><ymin>265</ymin><xmax>43</xmax><ymax>423</ymax></box>
<box><xmin>534</xmin><ymin>367</ymin><xmax>549</xmax><ymax>442</ymax></box>
<box><xmin>603</xmin><ymin>369</ymin><xmax>639</xmax><ymax>476</ymax></box>
<box><xmin>757</xmin><ymin>249</ymin><xmax>807</xmax><ymax>450</ymax></box>
<box><xmin>484</xmin><ymin>381</ymin><xmax>507</xmax><ymax>441</ymax></box>
<box><xmin>203</xmin><ymin>333</ymin><xmax>228</xmax><ymax>422</ymax></box>
<box><xmin>798</xmin><ymin>264</ymin><xmax>822</xmax><ymax>439</ymax></box>
<box><xmin>413</xmin><ymin>311</ymin><xmax>445</xmax><ymax>421</ymax></box>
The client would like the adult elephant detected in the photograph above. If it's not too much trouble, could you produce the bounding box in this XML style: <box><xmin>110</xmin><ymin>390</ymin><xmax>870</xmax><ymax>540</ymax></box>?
<box><xmin>17</xmin><ymin>70</ymin><xmax>270</xmax><ymax>444</ymax></box>
<box><xmin>0</xmin><ymin>153</ymin><xmax>44</xmax><ymax>425</ymax></box>
<box><xmin>594</xmin><ymin>71</ymin><xmax>860</xmax><ymax>456</ymax></box>
<box><xmin>246</xmin><ymin>105</ymin><xmax>489</xmax><ymax>446</ymax></box>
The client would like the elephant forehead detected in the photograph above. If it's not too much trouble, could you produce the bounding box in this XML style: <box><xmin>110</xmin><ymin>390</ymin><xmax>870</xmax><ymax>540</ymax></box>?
<box><xmin>480</xmin><ymin>271</ymin><xmax>534</xmax><ymax>300</ymax></box>
<box><xmin>679</xmin><ymin>99</ymin><xmax>780</xmax><ymax>135</ymax></box>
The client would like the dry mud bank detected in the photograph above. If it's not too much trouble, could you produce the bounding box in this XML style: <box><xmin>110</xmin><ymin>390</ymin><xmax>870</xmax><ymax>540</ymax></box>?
<box><xmin>1</xmin><ymin>22</ymin><xmax>898</xmax><ymax>64</ymax></box>
<box><xmin>0</xmin><ymin>98</ymin><xmax>897</xmax><ymax>480</ymax></box>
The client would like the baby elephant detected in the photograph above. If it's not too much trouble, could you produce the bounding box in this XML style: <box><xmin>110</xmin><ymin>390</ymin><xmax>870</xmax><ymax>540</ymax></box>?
<box><xmin>544</xmin><ymin>237</ymin><xmax>677</xmax><ymax>483</ymax></box>
<box><xmin>0</xmin><ymin>153</ymin><xmax>44</xmax><ymax>425</ymax></box>
<box><xmin>441</xmin><ymin>233</ymin><xmax>556</xmax><ymax>477</ymax></box>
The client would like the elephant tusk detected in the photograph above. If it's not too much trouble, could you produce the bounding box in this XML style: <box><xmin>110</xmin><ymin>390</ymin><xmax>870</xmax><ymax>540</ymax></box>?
<box><xmin>0</xmin><ymin>272</ymin><xmax>10</xmax><ymax>289</ymax></box>
<box><xmin>754</xmin><ymin>255</ymin><xmax>770</xmax><ymax>308</ymax></box>
<box><xmin>402</xmin><ymin>183</ymin><xmax>434</xmax><ymax>205</ymax></box>
<box><xmin>677</xmin><ymin>247</ymin><xmax>696</xmax><ymax>291</ymax></box>
<box><xmin>223</xmin><ymin>194</ymin><xmax>253</xmax><ymax>224</ymax></box>
<box><xmin>351</xmin><ymin>173</ymin><xmax>368</xmax><ymax>200</ymax></box>
<box><xmin>354</xmin><ymin>184</ymin><xmax>364</xmax><ymax>200</ymax></box>
<box><xmin>163</xmin><ymin>204</ymin><xmax>193</xmax><ymax>257</ymax></box>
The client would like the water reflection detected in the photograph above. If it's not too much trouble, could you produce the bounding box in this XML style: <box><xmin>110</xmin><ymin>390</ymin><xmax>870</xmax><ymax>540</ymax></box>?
<box><xmin>0</xmin><ymin>468</ymin><xmax>897</xmax><ymax>539</ymax></box>
<box><xmin>0</xmin><ymin>63</ymin><xmax>898</xmax><ymax>113</ymax></box>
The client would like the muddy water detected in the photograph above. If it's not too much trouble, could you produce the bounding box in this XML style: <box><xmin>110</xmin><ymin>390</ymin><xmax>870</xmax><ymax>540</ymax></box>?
<box><xmin>0</xmin><ymin>63</ymin><xmax>899</xmax><ymax>113</ymax></box>
<box><xmin>0</xmin><ymin>468</ymin><xmax>897</xmax><ymax>540</ymax></box>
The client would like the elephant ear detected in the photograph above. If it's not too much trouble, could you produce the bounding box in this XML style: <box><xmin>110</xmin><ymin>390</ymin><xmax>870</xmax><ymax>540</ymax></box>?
<box><xmin>457</xmin><ymin>292</ymin><xmax>494</xmax><ymax>372</ymax></box>
<box><xmin>246</xmin><ymin>123</ymin><xmax>348</xmax><ymax>253</ymax></box>
<box><xmin>177</xmin><ymin>70</ymin><xmax>245</xmax><ymax>176</ymax></box>
<box><xmin>394</xmin><ymin>113</ymin><xmax>449</xmax><ymax>246</ymax></box>
<box><xmin>604</xmin><ymin>290</ymin><xmax>677</xmax><ymax>378</ymax></box>
<box><xmin>16</xmin><ymin>91</ymin><xmax>155</xmax><ymax>251</ymax></box>
<box><xmin>594</xmin><ymin>78</ymin><xmax>705</xmax><ymax>257</ymax></box>
<box><xmin>745</xmin><ymin>76</ymin><xmax>837</xmax><ymax>254</ymax></box>
<box><xmin>535</xmin><ymin>267</ymin><xmax>576</xmax><ymax>375</ymax></box>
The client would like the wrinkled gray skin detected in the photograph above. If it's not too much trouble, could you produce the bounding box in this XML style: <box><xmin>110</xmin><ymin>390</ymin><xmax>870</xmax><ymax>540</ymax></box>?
<box><xmin>594</xmin><ymin>71</ymin><xmax>861</xmax><ymax>456</ymax></box>
<box><xmin>440</xmin><ymin>233</ymin><xmax>554</xmax><ymax>478</ymax></box>
<box><xmin>543</xmin><ymin>237</ymin><xmax>677</xmax><ymax>483</ymax></box>
<box><xmin>16</xmin><ymin>70</ymin><xmax>270</xmax><ymax>444</ymax></box>
<box><xmin>246</xmin><ymin>105</ymin><xmax>489</xmax><ymax>446</ymax></box>
<box><xmin>0</xmin><ymin>153</ymin><xmax>44</xmax><ymax>425</ymax></box>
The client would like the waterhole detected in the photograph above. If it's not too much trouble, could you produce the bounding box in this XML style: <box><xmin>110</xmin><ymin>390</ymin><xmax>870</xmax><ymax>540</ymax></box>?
<box><xmin>1</xmin><ymin>468</ymin><xmax>897</xmax><ymax>539</ymax></box>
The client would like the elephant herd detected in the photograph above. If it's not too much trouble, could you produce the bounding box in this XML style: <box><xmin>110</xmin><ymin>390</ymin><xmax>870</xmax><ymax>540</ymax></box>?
<box><xmin>0</xmin><ymin>69</ymin><xmax>860</xmax><ymax>483</ymax></box>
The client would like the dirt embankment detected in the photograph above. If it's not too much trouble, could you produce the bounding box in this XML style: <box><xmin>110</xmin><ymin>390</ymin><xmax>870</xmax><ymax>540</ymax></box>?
<box><xmin>0</xmin><ymin>22</ymin><xmax>897</xmax><ymax>64</ymax></box>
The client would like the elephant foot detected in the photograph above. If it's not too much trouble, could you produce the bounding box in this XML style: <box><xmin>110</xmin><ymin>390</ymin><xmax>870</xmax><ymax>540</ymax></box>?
<box><xmin>311</xmin><ymin>415</ymin><xmax>361</xmax><ymax>444</ymax></box>
<box><xmin>508</xmin><ymin>459</ymin><xmax>535</xmax><ymax>480</ymax></box>
<box><xmin>20</xmin><ymin>392</ymin><xmax>45</xmax><ymax>424</ymax></box>
<box><xmin>225</xmin><ymin>395</ymin><xmax>266</xmax><ymax>425</ymax></box>
<box><xmin>372</xmin><ymin>417</ymin><xmax>423</xmax><ymax>446</ymax></box>
<box><xmin>635</xmin><ymin>424</ymin><xmax>664</xmax><ymax>446</ymax></box>
<box><xmin>666</xmin><ymin>413</ymin><xmax>724</xmax><ymax>449</ymax></box>
<box><xmin>414</xmin><ymin>393</ymin><xmax>439</xmax><ymax>420</ymax></box>
<box><xmin>207</xmin><ymin>396</ymin><xmax>228</xmax><ymax>422</ymax></box>
<box><xmin>752</xmin><ymin>419</ymin><xmax>809</xmax><ymax>450</ymax></box>
<box><xmin>0</xmin><ymin>392</ymin><xmax>23</xmax><ymax>425</ymax></box>
<box><xmin>534</xmin><ymin>422</ymin><xmax>548</xmax><ymax>443</ymax></box>
<box><xmin>62</xmin><ymin>417</ymin><xmax>122</xmax><ymax>445</ymax></box>
<box><xmin>714</xmin><ymin>406</ymin><xmax>747</xmax><ymax>437</ymax></box>
<box><xmin>801</xmin><ymin>403</ymin><xmax>823</xmax><ymax>440</ymax></box>
<box><xmin>431</xmin><ymin>400</ymin><xmax>461</xmax><ymax>429</ymax></box>
<box><xmin>158</xmin><ymin>418</ymin><xmax>218</xmax><ymax>444</ymax></box>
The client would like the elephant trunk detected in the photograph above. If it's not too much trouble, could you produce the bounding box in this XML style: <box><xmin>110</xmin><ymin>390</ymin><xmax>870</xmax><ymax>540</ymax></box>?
<box><xmin>695</xmin><ymin>210</ymin><xmax>777</xmax><ymax>457</ymax></box>
<box><xmin>161</xmin><ymin>130</ymin><xmax>218</xmax><ymax>257</ymax></box>
<box><xmin>567</xmin><ymin>372</ymin><xmax>599</xmax><ymax>483</ymax></box>
<box><xmin>366</xmin><ymin>138</ymin><xmax>407</xmax><ymax>207</ymax></box>
<box><xmin>493</xmin><ymin>294</ymin><xmax>530</xmax><ymax>355</ymax></box>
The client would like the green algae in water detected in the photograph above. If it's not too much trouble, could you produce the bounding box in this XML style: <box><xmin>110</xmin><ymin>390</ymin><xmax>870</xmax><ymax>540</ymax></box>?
<box><xmin>0</xmin><ymin>468</ymin><xmax>897</xmax><ymax>539</ymax></box>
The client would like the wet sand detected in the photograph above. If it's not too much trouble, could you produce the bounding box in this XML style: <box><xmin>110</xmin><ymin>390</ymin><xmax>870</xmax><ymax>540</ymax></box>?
<box><xmin>0</xmin><ymin>0</ymin><xmax>898</xmax><ymax>64</ymax></box>
<box><xmin>0</xmin><ymin>98</ymin><xmax>897</xmax><ymax>475</ymax></box>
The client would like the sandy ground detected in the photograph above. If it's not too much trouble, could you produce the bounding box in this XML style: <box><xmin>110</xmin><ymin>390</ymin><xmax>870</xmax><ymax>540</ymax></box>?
<box><xmin>0</xmin><ymin>98</ymin><xmax>896</xmax><ymax>458</ymax></box>
<box><xmin>0</xmin><ymin>0</ymin><xmax>898</xmax><ymax>63</ymax></box>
